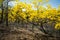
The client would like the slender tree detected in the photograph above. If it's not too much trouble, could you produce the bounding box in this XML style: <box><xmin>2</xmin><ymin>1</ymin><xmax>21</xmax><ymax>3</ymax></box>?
<box><xmin>0</xmin><ymin>0</ymin><xmax>4</xmax><ymax>24</ymax></box>
<box><xmin>5</xmin><ymin>0</ymin><xmax>8</xmax><ymax>26</ymax></box>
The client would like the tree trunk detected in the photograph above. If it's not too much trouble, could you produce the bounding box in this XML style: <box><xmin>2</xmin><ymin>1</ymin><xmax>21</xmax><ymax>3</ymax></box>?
<box><xmin>40</xmin><ymin>21</ymin><xmax>48</xmax><ymax>34</ymax></box>
<box><xmin>6</xmin><ymin>0</ymin><xmax>8</xmax><ymax>26</ymax></box>
<box><xmin>0</xmin><ymin>2</ymin><xmax>4</xmax><ymax>24</ymax></box>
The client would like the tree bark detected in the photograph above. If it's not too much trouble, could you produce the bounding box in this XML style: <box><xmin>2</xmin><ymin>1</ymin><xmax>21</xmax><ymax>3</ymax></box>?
<box><xmin>0</xmin><ymin>2</ymin><xmax>4</xmax><ymax>24</ymax></box>
<box><xmin>6</xmin><ymin>0</ymin><xmax>8</xmax><ymax>26</ymax></box>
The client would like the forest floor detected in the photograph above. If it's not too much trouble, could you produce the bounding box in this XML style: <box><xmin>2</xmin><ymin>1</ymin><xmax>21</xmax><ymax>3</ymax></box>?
<box><xmin>0</xmin><ymin>25</ymin><xmax>60</xmax><ymax>40</ymax></box>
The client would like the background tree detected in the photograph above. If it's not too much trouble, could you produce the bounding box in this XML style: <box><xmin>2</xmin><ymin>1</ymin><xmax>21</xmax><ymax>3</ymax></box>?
<box><xmin>0</xmin><ymin>0</ymin><xmax>5</xmax><ymax>24</ymax></box>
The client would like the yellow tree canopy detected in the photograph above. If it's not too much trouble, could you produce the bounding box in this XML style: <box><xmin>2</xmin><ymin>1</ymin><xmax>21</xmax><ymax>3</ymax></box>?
<box><xmin>8</xmin><ymin>1</ymin><xmax>60</xmax><ymax>30</ymax></box>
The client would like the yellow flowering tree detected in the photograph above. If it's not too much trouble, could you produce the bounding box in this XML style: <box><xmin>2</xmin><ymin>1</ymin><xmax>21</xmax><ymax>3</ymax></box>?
<box><xmin>7</xmin><ymin>0</ymin><xmax>60</xmax><ymax>34</ymax></box>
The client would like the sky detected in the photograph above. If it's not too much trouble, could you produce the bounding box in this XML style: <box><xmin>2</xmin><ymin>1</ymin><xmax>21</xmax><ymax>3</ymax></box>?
<box><xmin>48</xmin><ymin>0</ymin><xmax>60</xmax><ymax>8</ymax></box>
<box><xmin>9</xmin><ymin>0</ymin><xmax>60</xmax><ymax>8</ymax></box>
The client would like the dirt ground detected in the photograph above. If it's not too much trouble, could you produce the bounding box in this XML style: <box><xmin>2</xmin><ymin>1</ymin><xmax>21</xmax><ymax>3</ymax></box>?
<box><xmin>0</xmin><ymin>26</ymin><xmax>60</xmax><ymax>40</ymax></box>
